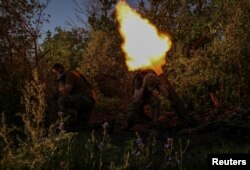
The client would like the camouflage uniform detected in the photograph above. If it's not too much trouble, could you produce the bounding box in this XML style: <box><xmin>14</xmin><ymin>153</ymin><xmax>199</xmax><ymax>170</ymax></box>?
<box><xmin>125</xmin><ymin>70</ymin><xmax>161</xmax><ymax>129</ymax></box>
<box><xmin>125</xmin><ymin>70</ymin><xmax>197</xmax><ymax>129</ymax></box>
<box><xmin>125</xmin><ymin>96</ymin><xmax>160</xmax><ymax>128</ymax></box>
<box><xmin>57</xmin><ymin>70</ymin><xmax>96</xmax><ymax>132</ymax></box>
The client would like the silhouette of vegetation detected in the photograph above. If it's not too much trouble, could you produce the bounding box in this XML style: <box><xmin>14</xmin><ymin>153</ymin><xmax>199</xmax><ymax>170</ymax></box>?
<box><xmin>0</xmin><ymin>0</ymin><xmax>249</xmax><ymax>169</ymax></box>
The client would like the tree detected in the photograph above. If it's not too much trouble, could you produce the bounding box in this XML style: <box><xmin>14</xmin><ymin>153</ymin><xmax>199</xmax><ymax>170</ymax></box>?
<box><xmin>42</xmin><ymin>27</ymin><xmax>87</xmax><ymax>69</ymax></box>
<box><xmin>0</xmin><ymin>0</ymin><xmax>49</xmax><ymax>122</ymax></box>
<box><xmin>161</xmin><ymin>0</ymin><xmax>250</xmax><ymax>112</ymax></box>
<box><xmin>0</xmin><ymin>0</ymin><xmax>50</xmax><ymax>67</ymax></box>
<box><xmin>134</xmin><ymin>0</ymin><xmax>250</xmax><ymax>112</ymax></box>
<box><xmin>74</xmin><ymin>0</ymin><xmax>116</xmax><ymax>31</ymax></box>
<box><xmin>72</xmin><ymin>0</ymin><xmax>131</xmax><ymax>97</ymax></box>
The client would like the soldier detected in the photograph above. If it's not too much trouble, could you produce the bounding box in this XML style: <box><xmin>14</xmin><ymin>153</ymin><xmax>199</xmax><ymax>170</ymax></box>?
<box><xmin>51</xmin><ymin>63</ymin><xmax>96</xmax><ymax>132</ymax></box>
<box><xmin>124</xmin><ymin>69</ymin><xmax>195</xmax><ymax>130</ymax></box>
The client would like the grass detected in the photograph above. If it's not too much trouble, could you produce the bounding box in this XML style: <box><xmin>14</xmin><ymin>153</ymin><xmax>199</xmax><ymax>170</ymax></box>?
<box><xmin>1</xmin><ymin>69</ymin><xmax>249</xmax><ymax>169</ymax></box>
<box><xmin>1</xmin><ymin>113</ymin><xmax>250</xmax><ymax>169</ymax></box>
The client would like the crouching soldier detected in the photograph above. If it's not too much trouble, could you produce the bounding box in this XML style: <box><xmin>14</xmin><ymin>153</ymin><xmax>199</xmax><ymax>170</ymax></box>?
<box><xmin>124</xmin><ymin>69</ymin><xmax>195</xmax><ymax>130</ymax></box>
<box><xmin>51</xmin><ymin>63</ymin><xmax>96</xmax><ymax>132</ymax></box>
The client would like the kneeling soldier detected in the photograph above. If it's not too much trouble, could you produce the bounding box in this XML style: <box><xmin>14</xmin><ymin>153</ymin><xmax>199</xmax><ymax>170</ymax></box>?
<box><xmin>51</xmin><ymin>63</ymin><xmax>96</xmax><ymax>132</ymax></box>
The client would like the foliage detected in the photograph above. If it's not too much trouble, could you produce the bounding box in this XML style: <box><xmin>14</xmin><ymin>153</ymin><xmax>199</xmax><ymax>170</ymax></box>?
<box><xmin>0</xmin><ymin>0</ymin><xmax>50</xmax><ymax>123</ymax></box>
<box><xmin>79</xmin><ymin>30</ymin><xmax>118</xmax><ymax>80</ymax></box>
<box><xmin>74</xmin><ymin>0</ymin><xmax>117</xmax><ymax>31</ymax></box>
<box><xmin>42</xmin><ymin>27</ymin><xmax>87</xmax><ymax>69</ymax></box>
<box><xmin>110</xmin><ymin>132</ymin><xmax>190</xmax><ymax>170</ymax></box>
<box><xmin>0</xmin><ymin>69</ymin><xmax>75</xmax><ymax>169</ymax></box>
<box><xmin>0</xmin><ymin>69</ymin><xmax>248</xmax><ymax>169</ymax></box>
<box><xmin>0</xmin><ymin>0</ymin><xmax>250</xmax><ymax>168</ymax></box>
<box><xmin>138</xmin><ymin>0</ymin><xmax>250</xmax><ymax>112</ymax></box>
<box><xmin>41</xmin><ymin>0</ymin><xmax>250</xmax><ymax>113</ymax></box>
<box><xmin>0</xmin><ymin>0</ymin><xmax>49</xmax><ymax>64</ymax></box>
<box><xmin>0</xmin><ymin>71</ymin><xmax>189</xmax><ymax>169</ymax></box>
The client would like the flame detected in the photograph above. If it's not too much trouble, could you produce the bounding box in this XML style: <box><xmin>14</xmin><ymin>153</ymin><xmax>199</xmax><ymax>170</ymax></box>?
<box><xmin>116</xmin><ymin>0</ymin><xmax>172</xmax><ymax>75</ymax></box>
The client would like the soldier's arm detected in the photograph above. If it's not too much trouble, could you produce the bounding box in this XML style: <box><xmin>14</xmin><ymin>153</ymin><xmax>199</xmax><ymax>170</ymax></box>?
<box><xmin>132</xmin><ymin>75</ymin><xmax>147</xmax><ymax>102</ymax></box>
<box><xmin>133</xmin><ymin>86</ymin><xmax>145</xmax><ymax>102</ymax></box>
<box><xmin>63</xmin><ymin>72</ymin><xmax>74</xmax><ymax>95</ymax></box>
<box><xmin>142</xmin><ymin>73</ymin><xmax>167</xmax><ymax>97</ymax></box>
<box><xmin>59</xmin><ymin>83</ymin><xmax>65</xmax><ymax>95</ymax></box>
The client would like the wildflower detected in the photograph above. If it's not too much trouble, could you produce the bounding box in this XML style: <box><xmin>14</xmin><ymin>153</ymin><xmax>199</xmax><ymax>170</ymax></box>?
<box><xmin>135</xmin><ymin>136</ymin><xmax>144</xmax><ymax>149</ymax></box>
<box><xmin>58</xmin><ymin>122</ymin><xmax>64</xmax><ymax>131</ymax></box>
<box><xmin>102</xmin><ymin>122</ymin><xmax>109</xmax><ymax>129</ymax></box>
<box><xmin>98</xmin><ymin>142</ymin><xmax>104</xmax><ymax>151</ymax></box>
<box><xmin>165</xmin><ymin>137</ymin><xmax>174</xmax><ymax>149</ymax></box>
<box><xmin>136</xmin><ymin>151</ymin><xmax>141</xmax><ymax>156</ymax></box>
<box><xmin>138</xmin><ymin>142</ymin><xmax>144</xmax><ymax>149</ymax></box>
<box><xmin>176</xmin><ymin>158</ymin><xmax>180</xmax><ymax>165</ymax></box>
<box><xmin>167</xmin><ymin>138</ymin><xmax>173</xmax><ymax>143</ymax></box>
<box><xmin>58</xmin><ymin>111</ymin><xmax>64</xmax><ymax>117</ymax></box>
<box><xmin>136</xmin><ymin>137</ymin><xmax>142</xmax><ymax>144</ymax></box>
<box><xmin>164</xmin><ymin>138</ymin><xmax>173</xmax><ymax>151</ymax></box>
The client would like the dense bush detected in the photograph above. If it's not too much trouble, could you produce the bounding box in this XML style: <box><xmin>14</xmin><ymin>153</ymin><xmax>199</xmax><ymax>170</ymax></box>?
<box><xmin>0</xmin><ymin>0</ymin><xmax>250</xmax><ymax>169</ymax></box>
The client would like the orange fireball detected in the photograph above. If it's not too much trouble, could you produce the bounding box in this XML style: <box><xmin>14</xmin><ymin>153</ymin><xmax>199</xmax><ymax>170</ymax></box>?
<box><xmin>116</xmin><ymin>0</ymin><xmax>172</xmax><ymax>75</ymax></box>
